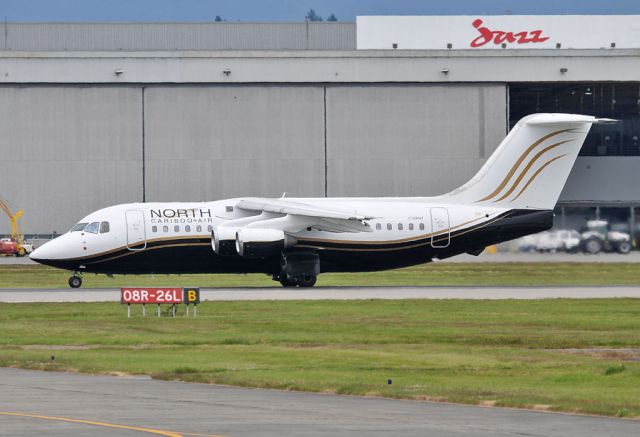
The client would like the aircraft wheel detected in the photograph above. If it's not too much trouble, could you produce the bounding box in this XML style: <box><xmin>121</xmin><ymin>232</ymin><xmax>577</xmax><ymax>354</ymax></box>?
<box><xmin>279</xmin><ymin>275</ymin><xmax>297</xmax><ymax>287</ymax></box>
<box><xmin>68</xmin><ymin>276</ymin><xmax>82</xmax><ymax>289</ymax></box>
<box><xmin>298</xmin><ymin>274</ymin><xmax>317</xmax><ymax>288</ymax></box>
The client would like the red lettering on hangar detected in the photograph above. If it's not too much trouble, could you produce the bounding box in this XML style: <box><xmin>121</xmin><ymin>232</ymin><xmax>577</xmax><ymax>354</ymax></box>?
<box><xmin>470</xmin><ymin>19</ymin><xmax>549</xmax><ymax>48</ymax></box>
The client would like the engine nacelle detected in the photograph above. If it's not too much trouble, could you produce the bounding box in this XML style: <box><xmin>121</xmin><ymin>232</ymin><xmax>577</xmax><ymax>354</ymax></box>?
<box><xmin>212</xmin><ymin>226</ymin><xmax>239</xmax><ymax>256</ymax></box>
<box><xmin>235</xmin><ymin>228</ymin><xmax>295</xmax><ymax>258</ymax></box>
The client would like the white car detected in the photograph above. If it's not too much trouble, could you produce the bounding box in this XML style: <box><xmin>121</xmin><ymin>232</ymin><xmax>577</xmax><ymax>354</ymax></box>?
<box><xmin>527</xmin><ymin>230</ymin><xmax>581</xmax><ymax>253</ymax></box>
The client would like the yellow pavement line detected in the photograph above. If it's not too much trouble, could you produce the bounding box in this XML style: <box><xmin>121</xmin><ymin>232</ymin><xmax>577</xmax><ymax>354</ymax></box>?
<box><xmin>0</xmin><ymin>411</ymin><xmax>226</xmax><ymax>437</ymax></box>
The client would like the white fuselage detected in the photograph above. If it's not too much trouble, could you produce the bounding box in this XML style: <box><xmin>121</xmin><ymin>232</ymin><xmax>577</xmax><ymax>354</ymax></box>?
<box><xmin>29</xmin><ymin>197</ymin><xmax>528</xmax><ymax>278</ymax></box>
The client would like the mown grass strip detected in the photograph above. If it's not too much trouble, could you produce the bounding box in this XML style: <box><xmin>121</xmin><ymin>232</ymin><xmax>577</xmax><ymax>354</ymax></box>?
<box><xmin>0</xmin><ymin>299</ymin><xmax>639</xmax><ymax>418</ymax></box>
<box><xmin>1</xmin><ymin>262</ymin><xmax>639</xmax><ymax>288</ymax></box>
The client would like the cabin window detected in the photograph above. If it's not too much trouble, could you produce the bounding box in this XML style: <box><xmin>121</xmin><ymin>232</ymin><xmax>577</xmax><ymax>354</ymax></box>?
<box><xmin>375</xmin><ymin>223</ymin><xmax>381</xmax><ymax>231</ymax></box>
<box><xmin>387</xmin><ymin>223</ymin><xmax>392</xmax><ymax>230</ymax></box>
<box><xmin>163</xmin><ymin>225</ymin><xmax>168</xmax><ymax>233</ymax></box>
<box><xmin>207</xmin><ymin>225</ymin><xmax>213</xmax><ymax>232</ymax></box>
<box><xmin>419</xmin><ymin>223</ymin><xmax>425</xmax><ymax>231</ymax></box>
<box><xmin>409</xmin><ymin>223</ymin><xmax>414</xmax><ymax>231</ymax></box>
<box><xmin>398</xmin><ymin>223</ymin><xmax>403</xmax><ymax>230</ymax></box>
<box><xmin>152</xmin><ymin>225</ymin><xmax>157</xmax><ymax>233</ymax></box>
<box><xmin>185</xmin><ymin>225</ymin><xmax>191</xmax><ymax>232</ymax></box>
<box><xmin>71</xmin><ymin>223</ymin><xmax>88</xmax><ymax>232</ymax></box>
<box><xmin>174</xmin><ymin>225</ymin><xmax>180</xmax><ymax>232</ymax></box>
<box><xmin>99</xmin><ymin>222</ymin><xmax>110</xmax><ymax>233</ymax></box>
<box><xmin>84</xmin><ymin>222</ymin><xmax>99</xmax><ymax>234</ymax></box>
<box><xmin>196</xmin><ymin>225</ymin><xmax>202</xmax><ymax>232</ymax></box>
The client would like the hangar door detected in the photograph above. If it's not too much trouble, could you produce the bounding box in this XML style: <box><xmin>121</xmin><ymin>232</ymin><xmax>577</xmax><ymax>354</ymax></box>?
<box><xmin>125</xmin><ymin>210</ymin><xmax>147</xmax><ymax>250</ymax></box>
<box><xmin>430</xmin><ymin>208</ymin><xmax>450</xmax><ymax>248</ymax></box>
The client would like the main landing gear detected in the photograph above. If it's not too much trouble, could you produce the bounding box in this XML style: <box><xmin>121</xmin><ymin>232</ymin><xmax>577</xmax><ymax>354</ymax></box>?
<box><xmin>68</xmin><ymin>274</ymin><xmax>82</xmax><ymax>288</ymax></box>
<box><xmin>277</xmin><ymin>274</ymin><xmax>317</xmax><ymax>288</ymax></box>
<box><xmin>275</xmin><ymin>251</ymin><xmax>320</xmax><ymax>288</ymax></box>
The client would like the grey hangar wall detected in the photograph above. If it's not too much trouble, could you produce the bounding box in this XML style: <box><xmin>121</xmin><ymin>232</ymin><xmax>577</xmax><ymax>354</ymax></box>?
<box><xmin>2</xmin><ymin>83</ymin><xmax>506</xmax><ymax>234</ymax></box>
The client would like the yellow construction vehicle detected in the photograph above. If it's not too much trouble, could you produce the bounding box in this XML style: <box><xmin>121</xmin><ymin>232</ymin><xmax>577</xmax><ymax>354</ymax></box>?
<box><xmin>0</xmin><ymin>199</ymin><xmax>33</xmax><ymax>257</ymax></box>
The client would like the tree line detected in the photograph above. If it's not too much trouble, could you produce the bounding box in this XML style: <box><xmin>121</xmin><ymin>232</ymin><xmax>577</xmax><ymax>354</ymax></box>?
<box><xmin>212</xmin><ymin>9</ymin><xmax>338</xmax><ymax>22</ymax></box>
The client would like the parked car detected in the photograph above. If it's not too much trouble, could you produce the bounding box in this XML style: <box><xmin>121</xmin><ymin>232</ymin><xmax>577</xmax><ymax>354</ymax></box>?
<box><xmin>535</xmin><ymin>230</ymin><xmax>581</xmax><ymax>253</ymax></box>
<box><xmin>517</xmin><ymin>230</ymin><xmax>581</xmax><ymax>253</ymax></box>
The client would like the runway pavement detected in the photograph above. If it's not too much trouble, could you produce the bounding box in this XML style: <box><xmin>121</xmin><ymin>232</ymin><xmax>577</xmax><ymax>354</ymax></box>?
<box><xmin>1</xmin><ymin>285</ymin><xmax>640</xmax><ymax>302</ymax></box>
<box><xmin>1</xmin><ymin>368</ymin><xmax>637</xmax><ymax>437</ymax></box>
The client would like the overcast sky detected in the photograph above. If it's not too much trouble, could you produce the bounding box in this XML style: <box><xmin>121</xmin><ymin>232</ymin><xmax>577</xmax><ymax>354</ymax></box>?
<box><xmin>1</xmin><ymin>0</ymin><xmax>639</xmax><ymax>22</ymax></box>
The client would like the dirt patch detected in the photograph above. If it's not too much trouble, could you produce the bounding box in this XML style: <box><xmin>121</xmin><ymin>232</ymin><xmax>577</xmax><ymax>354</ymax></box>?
<box><xmin>479</xmin><ymin>400</ymin><xmax>497</xmax><ymax>407</ymax></box>
<box><xmin>22</xmin><ymin>345</ymin><xmax>97</xmax><ymax>351</ymax></box>
<box><xmin>547</xmin><ymin>348</ymin><xmax>640</xmax><ymax>362</ymax></box>
<box><xmin>106</xmin><ymin>371</ymin><xmax>135</xmax><ymax>377</ymax></box>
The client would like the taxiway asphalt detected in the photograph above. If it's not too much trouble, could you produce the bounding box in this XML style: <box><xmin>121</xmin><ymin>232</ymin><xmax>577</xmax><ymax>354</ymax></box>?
<box><xmin>1</xmin><ymin>368</ymin><xmax>637</xmax><ymax>437</ymax></box>
<box><xmin>1</xmin><ymin>285</ymin><xmax>639</xmax><ymax>302</ymax></box>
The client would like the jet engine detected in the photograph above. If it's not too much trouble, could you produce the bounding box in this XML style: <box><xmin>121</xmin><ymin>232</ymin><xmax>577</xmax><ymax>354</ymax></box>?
<box><xmin>235</xmin><ymin>228</ymin><xmax>295</xmax><ymax>258</ymax></box>
<box><xmin>212</xmin><ymin>227</ymin><xmax>239</xmax><ymax>256</ymax></box>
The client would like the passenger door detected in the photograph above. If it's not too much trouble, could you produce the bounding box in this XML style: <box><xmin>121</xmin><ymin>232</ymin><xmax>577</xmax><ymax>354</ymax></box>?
<box><xmin>125</xmin><ymin>210</ymin><xmax>146</xmax><ymax>250</ymax></box>
<box><xmin>430</xmin><ymin>207</ymin><xmax>450</xmax><ymax>248</ymax></box>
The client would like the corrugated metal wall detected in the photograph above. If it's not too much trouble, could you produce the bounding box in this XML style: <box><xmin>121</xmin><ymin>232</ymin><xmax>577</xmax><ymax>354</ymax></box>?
<box><xmin>0</xmin><ymin>86</ymin><xmax>143</xmax><ymax>235</ymax></box>
<box><xmin>144</xmin><ymin>86</ymin><xmax>326</xmax><ymax>201</ymax></box>
<box><xmin>326</xmin><ymin>85</ymin><xmax>506</xmax><ymax>196</ymax></box>
<box><xmin>0</xmin><ymin>83</ymin><xmax>506</xmax><ymax>234</ymax></box>
<box><xmin>0</xmin><ymin>22</ymin><xmax>356</xmax><ymax>51</ymax></box>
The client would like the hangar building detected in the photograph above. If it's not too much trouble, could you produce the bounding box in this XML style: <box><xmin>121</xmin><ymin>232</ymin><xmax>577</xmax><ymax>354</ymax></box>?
<box><xmin>1</xmin><ymin>18</ymin><xmax>638</xmax><ymax>242</ymax></box>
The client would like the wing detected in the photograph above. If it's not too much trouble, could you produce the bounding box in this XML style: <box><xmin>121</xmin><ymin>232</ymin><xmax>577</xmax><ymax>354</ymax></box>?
<box><xmin>235</xmin><ymin>197</ymin><xmax>374</xmax><ymax>233</ymax></box>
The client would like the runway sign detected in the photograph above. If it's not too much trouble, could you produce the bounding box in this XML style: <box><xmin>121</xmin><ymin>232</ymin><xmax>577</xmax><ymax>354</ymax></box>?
<box><xmin>121</xmin><ymin>288</ymin><xmax>200</xmax><ymax>318</ymax></box>
<box><xmin>183</xmin><ymin>287</ymin><xmax>200</xmax><ymax>304</ymax></box>
<box><xmin>121</xmin><ymin>288</ymin><xmax>183</xmax><ymax>304</ymax></box>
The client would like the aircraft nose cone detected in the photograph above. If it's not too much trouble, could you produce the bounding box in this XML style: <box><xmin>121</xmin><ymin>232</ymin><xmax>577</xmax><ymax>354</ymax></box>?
<box><xmin>29</xmin><ymin>237</ymin><xmax>66</xmax><ymax>261</ymax></box>
<box><xmin>29</xmin><ymin>237</ymin><xmax>80</xmax><ymax>270</ymax></box>
<box><xmin>29</xmin><ymin>241</ymin><xmax>53</xmax><ymax>261</ymax></box>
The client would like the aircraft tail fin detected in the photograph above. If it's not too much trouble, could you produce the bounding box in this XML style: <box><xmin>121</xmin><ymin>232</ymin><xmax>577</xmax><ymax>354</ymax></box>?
<box><xmin>443</xmin><ymin>113</ymin><xmax>613</xmax><ymax>210</ymax></box>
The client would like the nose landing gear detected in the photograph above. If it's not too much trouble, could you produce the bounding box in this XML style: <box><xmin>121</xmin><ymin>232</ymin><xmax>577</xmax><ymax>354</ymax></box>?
<box><xmin>68</xmin><ymin>274</ymin><xmax>83</xmax><ymax>289</ymax></box>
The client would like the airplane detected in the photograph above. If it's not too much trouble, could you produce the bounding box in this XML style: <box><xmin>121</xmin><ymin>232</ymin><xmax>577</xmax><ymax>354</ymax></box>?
<box><xmin>30</xmin><ymin>113</ymin><xmax>612</xmax><ymax>288</ymax></box>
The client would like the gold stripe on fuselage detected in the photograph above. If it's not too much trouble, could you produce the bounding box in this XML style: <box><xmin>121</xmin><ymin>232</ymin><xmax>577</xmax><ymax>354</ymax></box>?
<box><xmin>296</xmin><ymin>216</ymin><xmax>485</xmax><ymax>246</ymax></box>
<box><xmin>71</xmin><ymin>216</ymin><xmax>489</xmax><ymax>263</ymax></box>
<box><xmin>65</xmin><ymin>235</ymin><xmax>210</xmax><ymax>261</ymax></box>
<box><xmin>296</xmin><ymin>213</ymin><xmax>509</xmax><ymax>252</ymax></box>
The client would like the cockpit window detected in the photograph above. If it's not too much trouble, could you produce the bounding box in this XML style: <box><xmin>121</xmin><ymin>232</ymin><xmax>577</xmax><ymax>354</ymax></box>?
<box><xmin>84</xmin><ymin>222</ymin><xmax>100</xmax><ymax>234</ymax></box>
<box><xmin>100</xmin><ymin>222</ymin><xmax>110</xmax><ymax>233</ymax></box>
<box><xmin>71</xmin><ymin>223</ymin><xmax>88</xmax><ymax>232</ymax></box>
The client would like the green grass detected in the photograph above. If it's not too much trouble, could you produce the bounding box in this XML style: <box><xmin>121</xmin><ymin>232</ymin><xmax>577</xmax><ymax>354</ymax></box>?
<box><xmin>2</xmin><ymin>262</ymin><xmax>640</xmax><ymax>288</ymax></box>
<box><xmin>1</xmin><ymin>299</ymin><xmax>639</xmax><ymax>418</ymax></box>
